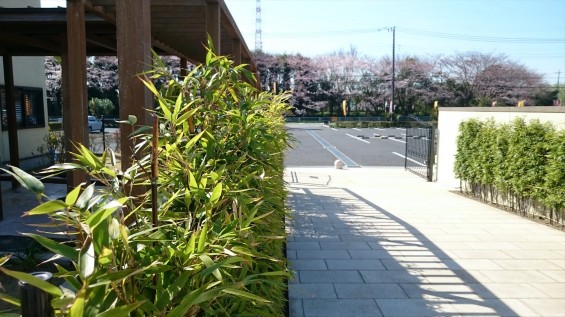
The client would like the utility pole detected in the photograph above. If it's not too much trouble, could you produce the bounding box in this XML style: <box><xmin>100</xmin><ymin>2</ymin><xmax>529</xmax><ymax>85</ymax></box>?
<box><xmin>558</xmin><ymin>70</ymin><xmax>562</xmax><ymax>106</ymax></box>
<box><xmin>255</xmin><ymin>0</ymin><xmax>263</xmax><ymax>51</ymax></box>
<box><xmin>391</xmin><ymin>26</ymin><xmax>396</xmax><ymax>111</ymax></box>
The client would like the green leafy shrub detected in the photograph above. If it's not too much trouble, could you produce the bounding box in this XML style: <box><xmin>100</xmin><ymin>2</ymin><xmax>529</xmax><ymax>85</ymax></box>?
<box><xmin>455</xmin><ymin>117</ymin><xmax>563</xmax><ymax>225</ymax></box>
<box><xmin>0</xmin><ymin>47</ymin><xmax>291</xmax><ymax>316</ymax></box>
<box><xmin>88</xmin><ymin>98</ymin><xmax>115</xmax><ymax>118</ymax></box>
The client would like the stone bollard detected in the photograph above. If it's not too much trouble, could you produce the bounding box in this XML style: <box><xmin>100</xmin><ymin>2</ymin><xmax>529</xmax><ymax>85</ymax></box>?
<box><xmin>334</xmin><ymin>159</ymin><xmax>345</xmax><ymax>169</ymax></box>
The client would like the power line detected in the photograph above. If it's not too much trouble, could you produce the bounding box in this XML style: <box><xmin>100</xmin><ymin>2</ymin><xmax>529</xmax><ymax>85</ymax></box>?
<box><xmin>397</xmin><ymin>27</ymin><xmax>565</xmax><ymax>43</ymax></box>
<box><xmin>257</xmin><ymin>26</ymin><xmax>565</xmax><ymax>44</ymax></box>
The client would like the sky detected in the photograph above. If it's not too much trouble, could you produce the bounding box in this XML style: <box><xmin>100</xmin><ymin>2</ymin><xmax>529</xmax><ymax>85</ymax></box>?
<box><xmin>41</xmin><ymin>0</ymin><xmax>565</xmax><ymax>84</ymax></box>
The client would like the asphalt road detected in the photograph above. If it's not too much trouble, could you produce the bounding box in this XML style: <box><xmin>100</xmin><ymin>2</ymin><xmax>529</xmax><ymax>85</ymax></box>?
<box><xmin>285</xmin><ymin>123</ymin><xmax>408</xmax><ymax>167</ymax></box>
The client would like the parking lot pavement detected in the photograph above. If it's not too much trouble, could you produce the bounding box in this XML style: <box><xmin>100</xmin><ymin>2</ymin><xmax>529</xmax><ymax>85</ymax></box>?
<box><xmin>285</xmin><ymin>123</ymin><xmax>406</xmax><ymax>167</ymax></box>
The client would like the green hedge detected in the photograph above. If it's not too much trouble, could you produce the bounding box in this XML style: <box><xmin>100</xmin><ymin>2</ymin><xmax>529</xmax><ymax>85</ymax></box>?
<box><xmin>455</xmin><ymin>118</ymin><xmax>564</xmax><ymax>226</ymax></box>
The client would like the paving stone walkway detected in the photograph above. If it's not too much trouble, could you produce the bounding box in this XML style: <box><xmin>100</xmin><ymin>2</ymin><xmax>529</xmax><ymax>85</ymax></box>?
<box><xmin>285</xmin><ymin>167</ymin><xmax>565</xmax><ymax>317</ymax></box>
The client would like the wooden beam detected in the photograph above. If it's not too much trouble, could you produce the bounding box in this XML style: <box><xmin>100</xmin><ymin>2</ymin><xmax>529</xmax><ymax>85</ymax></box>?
<box><xmin>2</xmin><ymin>55</ymin><xmax>20</xmax><ymax>189</ymax></box>
<box><xmin>86</xmin><ymin>33</ymin><xmax>116</xmax><ymax>52</ymax></box>
<box><xmin>116</xmin><ymin>0</ymin><xmax>153</xmax><ymax>171</ymax></box>
<box><xmin>152</xmin><ymin>38</ymin><xmax>188</xmax><ymax>60</ymax></box>
<box><xmin>63</xmin><ymin>0</ymin><xmax>89</xmax><ymax>190</ymax></box>
<box><xmin>206</xmin><ymin>0</ymin><xmax>220</xmax><ymax>55</ymax></box>
<box><xmin>0</xmin><ymin>33</ymin><xmax>59</xmax><ymax>53</ymax></box>
<box><xmin>84</xmin><ymin>2</ymin><xmax>116</xmax><ymax>24</ymax></box>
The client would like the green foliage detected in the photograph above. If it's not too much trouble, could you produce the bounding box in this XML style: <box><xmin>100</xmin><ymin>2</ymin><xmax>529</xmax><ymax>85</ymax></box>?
<box><xmin>0</xmin><ymin>47</ymin><xmax>291</xmax><ymax>316</ymax></box>
<box><xmin>545</xmin><ymin>129</ymin><xmax>565</xmax><ymax>209</ymax></box>
<box><xmin>36</xmin><ymin>128</ymin><xmax>66</xmax><ymax>166</ymax></box>
<box><xmin>454</xmin><ymin>118</ymin><xmax>563</xmax><ymax>225</ymax></box>
<box><xmin>88</xmin><ymin>98</ymin><xmax>115</xmax><ymax>118</ymax></box>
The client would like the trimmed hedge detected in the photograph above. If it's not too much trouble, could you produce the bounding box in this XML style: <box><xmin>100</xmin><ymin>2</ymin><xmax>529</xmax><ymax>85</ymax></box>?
<box><xmin>455</xmin><ymin>118</ymin><xmax>564</xmax><ymax>226</ymax></box>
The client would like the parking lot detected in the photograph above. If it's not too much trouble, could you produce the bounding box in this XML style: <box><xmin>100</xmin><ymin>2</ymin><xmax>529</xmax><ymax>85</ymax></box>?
<box><xmin>285</xmin><ymin>123</ymin><xmax>408</xmax><ymax>167</ymax></box>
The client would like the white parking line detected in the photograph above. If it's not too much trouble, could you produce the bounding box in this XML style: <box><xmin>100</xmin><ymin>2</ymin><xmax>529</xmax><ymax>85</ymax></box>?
<box><xmin>392</xmin><ymin>152</ymin><xmax>426</xmax><ymax>167</ymax></box>
<box><xmin>374</xmin><ymin>128</ymin><xmax>385</xmax><ymax>131</ymax></box>
<box><xmin>353</xmin><ymin>128</ymin><xmax>362</xmax><ymax>131</ymax></box>
<box><xmin>389</xmin><ymin>138</ymin><xmax>406</xmax><ymax>144</ymax></box>
<box><xmin>331</xmin><ymin>128</ymin><xmax>337</xmax><ymax>131</ymax></box>
<box><xmin>306</xmin><ymin>130</ymin><xmax>361</xmax><ymax>168</ymax></box>
<box><xmin>346</xmin><ymin>133</ymin><xmax>370</xmax><ymax>144</ymax></box>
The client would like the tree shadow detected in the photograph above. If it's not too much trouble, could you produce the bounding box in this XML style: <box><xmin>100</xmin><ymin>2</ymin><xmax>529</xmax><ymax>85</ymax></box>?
<box><xmin>287</xmin><ymin>183</ymin><xmax>522</xmax><ymax>317</ymax></box>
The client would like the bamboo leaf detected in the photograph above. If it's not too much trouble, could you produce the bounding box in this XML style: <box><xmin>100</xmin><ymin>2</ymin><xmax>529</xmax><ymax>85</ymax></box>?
<box><xmin>98</xmin><ymin>247</ymin><xmax>113</xmax><ymax>265</ymax></box>
<box><xmin>55</xmin><ymin>263</ymin><xmax>81</xmax><ymax>292</ymax></box>
<box><xmin>222</xmin><ymin>288</ymin><xmax>270</xmax><ymax>303</ymax></box>
<box><xmin>209</xmin><ymin>182</ymin><xmax>222</xmax><ymax>204</ymax></box>
<box><xmin>2</xmin><ymin>165</ymin><xmax>44</xmax><ymax>195</ymax></box>
<box><xmin>199</xmin><ymin>256</ymin><xmax>244</xmax><ymax>281</ymax></box>
<box><xmin>155</xmin><ymin>271</ymin><xmax>191</xmax><ymax>310</ymax></box>
<box><xmin>140</xmin><ymin>79</ymin><xmax>172</xmax><ymax>121</ymax></box>
<box><xmin>0</xmin><ymin>292</ymin><xmax>20</xmax><ymax>307</ymax></box>
<box><xmin>66</xmin><ymin>184</ymin><xmax>84</xmax><ymax>206</ymax></box>
<box><xmin>185</xmin><ymin>131</ymin><xmax>205</xmax><ymax>152</ymax></box>
<box><xmin>0</xmin><ymin>255</ymin><xmax>10</xmax><ymax>267</ymax></box>
<box><xmin>76</xmin><ymin>184</ymin><xmax>96</xmax><ymax>210</ymax></box>
<box><xmin>86</xmin><ymin>197</ymin><xmax>127</xmax><ymax>230</ymax></box>
<box><xmin>44</xmin><ymin>163</ymin><xmax>83</xmax><ymax>171</ymax></box>
<box><xmin>188</xmin><ymin>171</ymin><xmax>198</xmax><ymax>190</ymax></box>
<box><xmin>199</xmin><ymin>255</ymin><xmax>221</xmax><ymax>281</ymax></box>
<box><xmin>165</xmin><ymin>287</ymin><xmax>222</xmax><ymax>317</ymax></box>
<box><xmin>0</xmin><ymin>268</ymin><xmax>62</xmax><ymax>297</ymax></box>
<box><xmin>78</xmin><ymin>237</ymin><xmax>95</xmax><ymax>279</ymax></box>
<box><xmin>197</xmin><ymin>222</ymin><xmax>208</xmax><ymax>253</ymax></box>
<box><xmin>172</xmin><ymin>91</ymin><xmax>183</xmax><ymax>122</ymax></box>
<box><xmin>96</xmin><ymin>302</ymin><xmax>144</xmax><ymax>317</ymax></box>
<box><xmin>108</xmin><ymin>218</ymin><xmax>120</xmax><ymax>240</ymax></box>
<box><xmin>186</xmin><ymin>233</ymin><xmax>196</xmax><ymax>255</ymax></box>
<box><xmin>23</xmin><ymin>233</ymin><xmax>78</xmax><ymax>260</ymax></box>
<box><xmin>74</xmin><ymin>144</ymin><xmax>100</xmax><ymax>169</ymax></box>
<box><xmin>70</xmin><ymin>287</ymin><xmax>86</xmax><ymax>317</ymax></box>
<box><xmin>26</xmin><ymin>200</ymin><xmax>68</xmax><ymax>215</ymax></box>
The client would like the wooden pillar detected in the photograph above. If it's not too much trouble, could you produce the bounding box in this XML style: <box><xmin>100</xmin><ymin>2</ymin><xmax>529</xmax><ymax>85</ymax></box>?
<box><xmin>2</xmin><ymin>55</ymin><xmax>20</xmax><ymax>189</ymax></box>
<box><xmin>232</xmin><ymin>39</ymin><xmax>241</xmax><ymax>65</ymax></box>
<box><xmin>116</xmin><ymin>0</ymin><xmax>152</xmax><ymax>171</ymax></box>
<box><xmin>63</xmin><ymin>0</ymin><xmax>88</xmax><ymax>191</ymax></box>
<box><xmin>180</xmin><ymin>57</ymin><xmax>188</xmax><ymax>78</ymax></box>
<box><xmin>206</xmin><ymin>0</ymin><xmax>221</xmax><ymax>54</ymax></box>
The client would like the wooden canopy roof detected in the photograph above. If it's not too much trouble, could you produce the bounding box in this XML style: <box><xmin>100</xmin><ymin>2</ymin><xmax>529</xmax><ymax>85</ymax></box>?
<box><xmin>0</xmin><ymin>0</ymin><xmax>257</xmax><ymax>192</ymax></box>
<box><xmin>0</xmin><ymin>0</ymin><xmax>256</xmax><ymax>71</ymax></box>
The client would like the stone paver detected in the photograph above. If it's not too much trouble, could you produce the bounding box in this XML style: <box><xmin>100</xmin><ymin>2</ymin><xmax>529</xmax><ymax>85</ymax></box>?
<box><xmin>286</xmin><ymin>167</ymin><xmax>565</xmax><ymax>317</ymax></box>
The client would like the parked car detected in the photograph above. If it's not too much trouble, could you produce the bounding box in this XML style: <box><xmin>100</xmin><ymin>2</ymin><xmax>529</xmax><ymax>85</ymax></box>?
<box><xmin>88</xmin><ymin>116</ymin><xmax>103</xmax><ymax>132</ymax></box>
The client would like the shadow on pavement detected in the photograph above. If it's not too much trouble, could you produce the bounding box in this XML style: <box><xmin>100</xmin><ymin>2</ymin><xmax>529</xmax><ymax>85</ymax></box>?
<box><xmin>287</xmin><ymin>184</ymin><xmax>519</xmax><ymax>317</ymax></box>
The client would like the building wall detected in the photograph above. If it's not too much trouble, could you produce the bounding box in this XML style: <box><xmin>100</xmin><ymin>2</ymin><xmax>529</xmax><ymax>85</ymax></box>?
<box><xmin>437</xmin><ymin>107</ymin><xmax>565</xmax><ymax>189</ymax></box>
<box><xmin>0</xmin><ymin>0</ymin><xmax>49</xmax><ymax>168</ymax></box>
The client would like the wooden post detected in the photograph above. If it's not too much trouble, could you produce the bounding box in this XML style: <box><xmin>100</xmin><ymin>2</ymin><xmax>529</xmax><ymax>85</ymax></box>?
<box><xmin>2</xmin><ymin>55</ymin><xmax>20</xmax><ymax>189</ymax></box>
<box><xmin>206</xmin><ymin>0</ymin><xmax>221</xmax><ymax>54</ymax></box>
<box><xmin>232</xmin><ymin>39</ymin><xmax>242</xmax><ymax>66</ymax></box>
<box><xmin>180</xmin><ymin>58</ymin><xmax>188</xmax><ymax>79</ymax></box>
<box><xmin>116</xmin><ymin>0</ymin><xmax>152</xmax><ymax>171</ymax></box>
<box><xmin>63</xmin><ymin>0</ymin><xmax>89</xmax><ymax>191</ymax></box>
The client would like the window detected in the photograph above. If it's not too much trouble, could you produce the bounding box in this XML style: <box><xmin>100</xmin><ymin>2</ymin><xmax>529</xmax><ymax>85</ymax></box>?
<box><xmin>0</xmin><ymin>86</ymin><xmax>45</xmax><ymax>129</ymax></box>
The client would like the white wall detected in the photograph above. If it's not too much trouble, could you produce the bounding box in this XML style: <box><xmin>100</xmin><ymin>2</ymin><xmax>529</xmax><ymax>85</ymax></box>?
<box><xmin>1</xmin><ymin>0</ymin><xmax>41</xmax><ymax>8</ymax></box>
<box><xmin>437</xmin><ymin>107</ymin><xmax>565</xmax><ymax>189</ymax></box>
